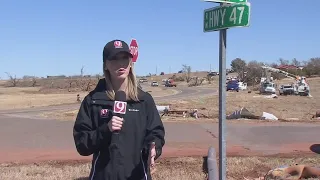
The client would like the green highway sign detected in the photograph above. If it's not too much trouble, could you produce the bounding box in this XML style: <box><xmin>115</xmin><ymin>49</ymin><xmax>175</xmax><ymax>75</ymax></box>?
<box><xmin>202</xmin><ymin>0</ymin><xmax>247</xmax><ymax>4</ymax></box>
<box><xmin>203</xmin><ymin>2</ymin><xmax>251</xmax><ymax>32</ymax></box>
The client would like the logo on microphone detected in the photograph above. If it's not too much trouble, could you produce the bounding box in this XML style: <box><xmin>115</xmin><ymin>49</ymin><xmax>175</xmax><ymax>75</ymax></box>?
<box><xmin>113</xmin><ymin>101</ymin><xmax>127</xmax><ymax>114</ymax></box>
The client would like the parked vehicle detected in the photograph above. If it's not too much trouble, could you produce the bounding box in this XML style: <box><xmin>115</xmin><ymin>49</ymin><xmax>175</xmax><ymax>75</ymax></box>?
<box><xmin>279</xmin><ymin>84</ymin><xmax>294</xmax><ymax>95</ymax></box>
<box><xmin>260</xmin><ymin>82</ymin><xmax>276</xmax><ymax>94</ymax></box>
<box><xmin>139</xmin><ymin>78</ymin><xmax>148</xmax><ymax>83</ymax></box>
<box><xmin>165</xmin><ymin>79</ymin><xmax>177</xmax><ymax>87</ymax></box>
<box><xmin>151</xmin><ymin>81</ymin><xmax>159</xmax><ymax>87</ymax></box>
<box><xmin>226</xmin><ymin>80</ymin><xmax>239</xmax><ymax>92</ymax></box>
<box><xmin>208</xmin><ymin>72</ymin><xmax>218</xmax><ymax>77</ymax></box>
<box><xmin>238</xmin><ymin>82</ymin><xmax>247</xmax><ymax>90</ymax></box>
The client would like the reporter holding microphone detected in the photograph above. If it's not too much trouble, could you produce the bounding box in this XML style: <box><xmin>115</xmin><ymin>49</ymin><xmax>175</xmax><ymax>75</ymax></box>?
<box><xmin>73</xmin><ymin>39</ymin><xmax>165</xmax><ymax>180</ymax></box>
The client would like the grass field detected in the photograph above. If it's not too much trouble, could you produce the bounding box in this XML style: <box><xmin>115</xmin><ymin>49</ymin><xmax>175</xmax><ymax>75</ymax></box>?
<box><xmin>1</xmin><ymin>156</ymin><xmax>320</xmax><ymax>180</ymax></box>
<box><xmin>0</xmin><ymin>85</ymin><xmax>178</xmax><ymax>110</ymax></box>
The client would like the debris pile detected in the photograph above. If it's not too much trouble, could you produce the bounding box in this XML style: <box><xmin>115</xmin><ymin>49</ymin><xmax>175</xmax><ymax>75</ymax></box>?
<box><xmin>312</xmin><ymin>110</ymin><xmax>320</xmax><ymax>120</ymax></box>
<box><xmin>245</xmin><ymin>164</ymin><xmax>320</xmax><ymax>180</ymax></box>
<box><xmin>157</xmin><ymin>105</ymin><xmax>280</xmax><ymax>121</ymax></box>
<box><xmin>264</xmin><ymin>165</ymin><xmax>320</xmax><ymax>179</ymax></box>
<box><xmin>227</xmin><ymin>107</ymin><xmax>278</xmax><ymax>121</ymax></box>
<box><xmin>157</xmin><ymin>105</ymin><xmax>208</xmax><ymax>119</ymax></box>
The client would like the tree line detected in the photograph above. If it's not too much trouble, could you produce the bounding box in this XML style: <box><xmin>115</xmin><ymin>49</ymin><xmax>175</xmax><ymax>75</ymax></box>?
<box><xmin>230</xmin><ymin>57</ymin><xmax>320</xmax><ymax>85</ymax></box>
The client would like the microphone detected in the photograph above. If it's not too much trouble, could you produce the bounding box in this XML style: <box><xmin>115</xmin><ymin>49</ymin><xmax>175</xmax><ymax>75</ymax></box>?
<box><xmin>110</xmin><ymin>91</ymin><xmax>127</xmax><ymax>179</ymax></box>
<box><xmin>113</xmin><ymin>91</ymin><xmax>127</xmax><ymax>134</ymax></box>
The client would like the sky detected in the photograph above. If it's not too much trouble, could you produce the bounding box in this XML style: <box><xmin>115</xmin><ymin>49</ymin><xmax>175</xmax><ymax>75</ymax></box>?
<box><xmin>1</xmin><ymin>0</ymin><xmax>320</xmax><ymax>79</ymax></box>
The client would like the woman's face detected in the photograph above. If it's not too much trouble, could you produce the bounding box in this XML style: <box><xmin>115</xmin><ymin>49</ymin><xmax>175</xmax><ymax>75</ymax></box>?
<box><xmin>105</xmin><ymin>52</ymin><xmax>131</xmax><ymax>80</ymax></box>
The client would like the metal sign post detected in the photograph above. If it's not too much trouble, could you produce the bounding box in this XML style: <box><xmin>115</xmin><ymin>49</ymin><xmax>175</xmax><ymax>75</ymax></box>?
<box><xmin>203</xmin><ymin>1</ymin><xmax>251</xmax><ymax>180</ymax></box>
<box><xmin>218</xmin><ymin>22</ymin><xmax>227</xmax><ymax>180</ymax></box>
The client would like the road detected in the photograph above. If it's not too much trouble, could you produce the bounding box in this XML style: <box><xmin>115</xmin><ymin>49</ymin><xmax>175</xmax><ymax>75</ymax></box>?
<box><xmin>0</xmin><ymin>86</ymin><xmax>319</xmax><ymax>163</ymax></box>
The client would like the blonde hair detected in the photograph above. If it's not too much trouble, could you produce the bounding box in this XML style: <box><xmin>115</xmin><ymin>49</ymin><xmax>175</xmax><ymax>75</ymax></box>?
<box><xmin>103</xmin><ymin>60</ymin><xmax>139</xmax><ymax>101</ymax></box>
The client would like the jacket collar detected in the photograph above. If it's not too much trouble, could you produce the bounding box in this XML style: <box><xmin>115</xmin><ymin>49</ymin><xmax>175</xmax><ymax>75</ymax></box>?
<box><xmin>91</xmin><ymin>78</ymin><xmax>146</xmax><ymax>102</ymax></box>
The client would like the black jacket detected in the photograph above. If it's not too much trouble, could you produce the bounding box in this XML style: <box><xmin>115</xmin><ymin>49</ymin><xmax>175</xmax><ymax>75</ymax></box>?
<box><xmin>73</xmin><ymin>79</ymin><xmax>165</xmax><ymax>180</ymax></box>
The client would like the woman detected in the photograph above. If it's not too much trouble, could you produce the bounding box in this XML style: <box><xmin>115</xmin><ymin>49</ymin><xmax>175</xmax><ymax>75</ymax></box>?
<box><xmin>73</xmin><ymin>39</ymin><xmax>165</xmax><ymax>180</ymax></box>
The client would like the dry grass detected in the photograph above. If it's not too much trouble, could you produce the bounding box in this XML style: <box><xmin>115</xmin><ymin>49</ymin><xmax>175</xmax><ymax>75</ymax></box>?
<box><xmin>0</xmin><ymin>86</ymin><xmax>88</xmax><ymax>110</ymax></box>
<box><xmin>160</xmin><ymin>77</ymin><xmax>320</xmax><ymax>121</ymax></box>
<box><xmin>1</xmin><ymin>156</ymin><xmax>320</xmax><ymax>180</ymax></box>
<box><xmin>0</xmin><ymin>84</ymin><xmax>177</xmax><ymax>110</ymax></box>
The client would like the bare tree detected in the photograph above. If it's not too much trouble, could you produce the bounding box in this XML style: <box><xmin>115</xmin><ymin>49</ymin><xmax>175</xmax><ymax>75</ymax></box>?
<box><xmin>291</xmin><ymin>58</ymin><xmax>301</xmax><ymax>66</ymax></box>
<box><xmin>182</xmin><ymin>64</ymin><xmax>191</xmax><ymax>83</ymax></box>
<box><xmin>304</xmin><ymin>57</ymin><xmax>320</xmax><ymax>76</ymax></box>
<box><xmin>67</xmin><ymin>77</ymin><xmax>76</xmax><ymax>92</ymax></box>
<box><xmin>31</xmin><ymin>77</ymin><xmax>37</xmax><ymax>87</ymax></box>
<box><xmin>243</xmin><ymin>61</ymin><xmax>263</xmax><ymax>86</ymax></box>
<box><xmin>80</xmin><ymin>66</ymin><xmax>84</xmax><ymax>77</ymax></box>
<box><xmin>269</xmin><ymin>63</ymin><xmax>278</xmax><ymax>68</ymax></box>
<box><xmin>206</xmin><ymin>74</ymin><xmax>213</xmax><ymax>84</ymax></box>
<box><xmin>230</xmin><ymin>58</ymin><xmax>247</xmax><ymax>80</ymax></box>
<box><xmin>5</xmin><ymin>72</ymin><xmax>18</xmax><ymax>87</ymax></box>
<box><xmin>278</xmin><ymin>58</ymin><xmax>289</xmax><ymax>65</ymax></box>
<box><xmin>96</xmin><ymin>74</ymin><xmax>102</xmax><ymax>81</ymax></box>
<box><xmin>83</xmin><ymin>78</ymin><xmax>92</xmax><ymax>91</ymax></box>
<box><xmin>188</xmin><ymin>77</ymin><xmax>205</xmax><ymax>87</ymax></box>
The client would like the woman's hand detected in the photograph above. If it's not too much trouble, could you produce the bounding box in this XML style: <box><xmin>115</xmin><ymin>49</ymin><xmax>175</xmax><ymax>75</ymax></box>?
<box><xmin>149</xmin><ymin>142</ymin><xmax>156</xmax><ymax>167</ymax></box>
<box><xmin>107</xmin><ymin>116</ymin><xmax>123</xmax><ymax>132</ymax></box>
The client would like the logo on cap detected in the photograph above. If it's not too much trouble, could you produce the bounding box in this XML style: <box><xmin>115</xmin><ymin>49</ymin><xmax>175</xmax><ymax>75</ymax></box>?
<box><xmin>114</xmin><ymin>41</ymin><xmax>123</xmax><ymax>48</ymax></box>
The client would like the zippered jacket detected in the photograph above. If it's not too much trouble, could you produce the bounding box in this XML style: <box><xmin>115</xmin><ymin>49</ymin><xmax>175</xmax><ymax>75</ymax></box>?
<box><xmin>73</xmin><ymin>79</ymin><xmax>165</xmax><ymax>180</ymax></box>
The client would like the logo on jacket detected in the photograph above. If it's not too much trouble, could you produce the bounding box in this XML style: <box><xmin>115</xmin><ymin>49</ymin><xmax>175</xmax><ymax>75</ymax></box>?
<box><xmin>128</xmin><ymin>109</ymin><xmax>139</xmax><ymax>112</ymax></box>
<box><xmin>100</xmin><ymin>109</ymin><xmax>109</xmax><ymax>118</ymax></box>
<box><xmin>113</xmin><ymin>101</ymin><xmax>127</xmax><ymax>114</ymax></box>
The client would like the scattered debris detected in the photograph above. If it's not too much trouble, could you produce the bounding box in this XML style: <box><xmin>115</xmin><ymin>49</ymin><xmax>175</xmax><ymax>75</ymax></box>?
<box><xmin>285</xmin><ymin>118</ymin><xmax>299</xmax><ymax>121</ymax></box>
<box><xmin>227</xmin><ymin>107</ymin><xmax>279</xmax><ymax>121</ymax></box>
<box><xmin>158</xmin><ymin>106</ymin><xmax>208</xmax><ymax>119</ymax></box>
<box><xmin>315</xmin><ymin>110</ymin><xmax>320</xmax><ymax>118</ymax></box>
<box><xmin>264</xmin><ymin>94</ymin><xmax>278</xmax><ymax>98</ymax></box>
<box><xmin>156</xmin><ymin>105</ymin><xmax>170</xmax><ymax>113</ymax></box>
<box><xmin>261</xmin><ymin>112</ymin><xmax>278</xmax><ymax>121</ymax></box>
<box><xmin>76</xmin><ymin>94</ymin><xmax>81</xmax><ymax>102</ymax></box>
<box><xmin>312</xmin><ymin>110</ymin><xmax>320</xmax><ymax>120</ymax></box>
<box><xmin>264</xmin><ymin>165</ymin><xmax>320</xmax><ymax>179</ymax></box>
<box><xmin>190</xmin><ymin>109</ymin><xmax>198</xmax><ymax>119</ymax></box>
<box><xmin>227</xmin><ymin>107</ymin><xmax>259</xmax><ymax>120</ymax></box>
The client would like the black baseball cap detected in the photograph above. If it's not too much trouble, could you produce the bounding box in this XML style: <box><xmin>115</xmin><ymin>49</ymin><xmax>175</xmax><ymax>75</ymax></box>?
<box><xmin>103</xmin><ymin>40</ymin><xmax>133</xmax><ymax>61</ymax></box>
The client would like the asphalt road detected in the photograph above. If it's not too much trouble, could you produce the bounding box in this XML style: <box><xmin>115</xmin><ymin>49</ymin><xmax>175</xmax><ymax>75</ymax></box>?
<box><xmin>0</xmin><ymin>86</ymin><xmax>320</xmax><ymax>163</ymax></box>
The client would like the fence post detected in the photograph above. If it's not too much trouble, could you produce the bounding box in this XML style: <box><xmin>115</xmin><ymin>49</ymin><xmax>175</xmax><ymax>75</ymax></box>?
<box><xmin>207</xmin><ymin>146</ymin><xmax>218</xmax><ymax>180</ymax></box>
